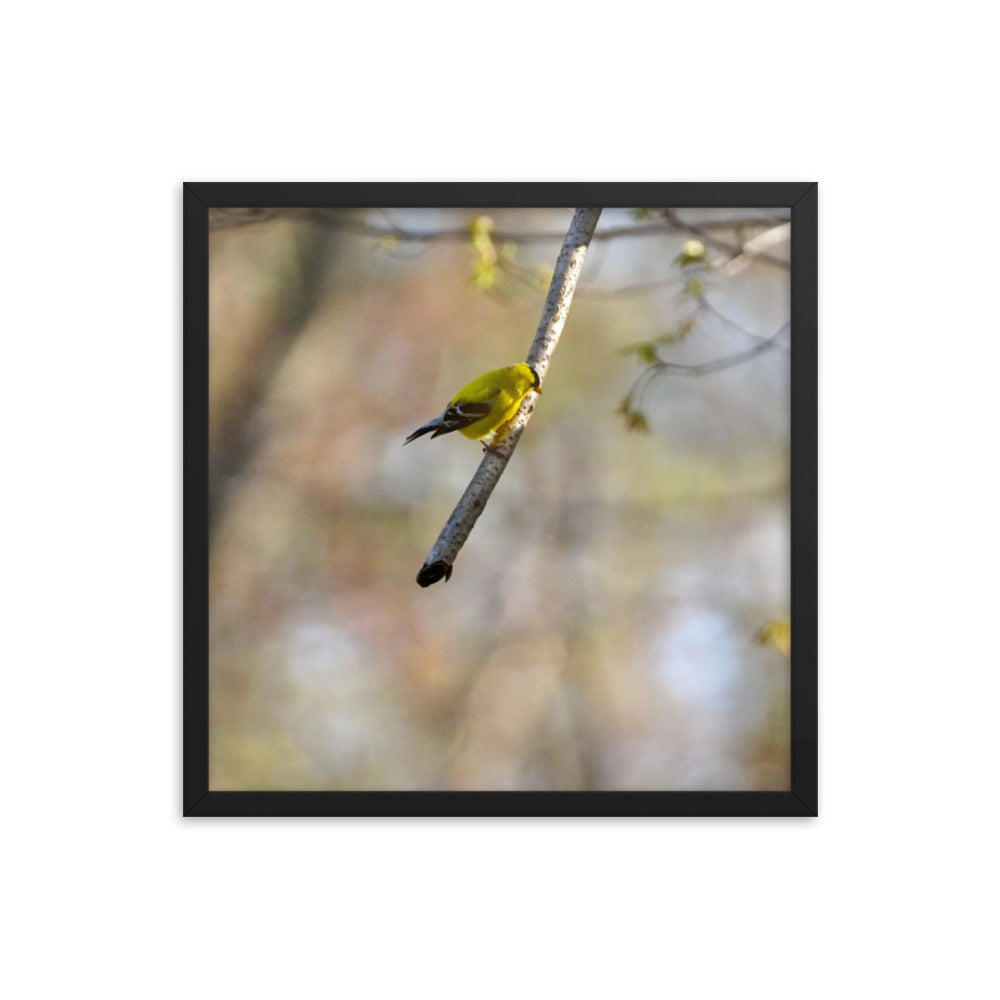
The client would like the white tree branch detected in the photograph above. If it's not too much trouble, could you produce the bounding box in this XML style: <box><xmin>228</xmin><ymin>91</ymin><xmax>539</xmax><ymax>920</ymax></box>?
<box><xmin>416</xmin><ymin>207</ymin><xmax>603</xmax><ymax>587</ymax></box>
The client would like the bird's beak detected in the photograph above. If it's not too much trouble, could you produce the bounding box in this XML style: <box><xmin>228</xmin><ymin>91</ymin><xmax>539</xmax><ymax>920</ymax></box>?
<box><xmin>534</xmin><ymin>386</ymin><xmax>542</xmax><ymax>394</ymax></box>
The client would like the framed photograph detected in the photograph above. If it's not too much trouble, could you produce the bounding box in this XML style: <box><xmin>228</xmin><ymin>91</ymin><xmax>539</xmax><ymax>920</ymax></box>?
<box><xmin>184</xmin><ymin>183</ymin><xmax>817</xmax><ymax>817</ymax></box>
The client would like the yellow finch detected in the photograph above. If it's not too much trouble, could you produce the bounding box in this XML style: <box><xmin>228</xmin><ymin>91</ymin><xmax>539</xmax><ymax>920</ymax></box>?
<box><xmin>404</xmin><ymin>363</ymin><xmax>541</xmax><ymax>450</ymax></box>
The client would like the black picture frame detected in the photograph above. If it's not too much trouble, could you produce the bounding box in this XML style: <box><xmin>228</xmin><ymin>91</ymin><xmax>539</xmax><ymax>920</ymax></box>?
<box><xmin>184</xmin><ymin>182</ymin><xmax>817</xmax><ymax>818</ymax></box>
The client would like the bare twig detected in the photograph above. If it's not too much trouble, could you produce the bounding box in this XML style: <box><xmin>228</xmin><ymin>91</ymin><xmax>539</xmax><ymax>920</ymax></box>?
<box><xmin>208</xmin><ymin>207</ymin><xmax>279</xmax><ymax>228</ymax></box>
<box><xmin>661</xmin><ymin>208</ymin><xmax>790</xmax><ymax>270</ymax></box>
<box><xmin>623</xmin><ymin>320</ymin><xmax>790</xmax><ymax>419</ymax></box>
<box><xmin>209</xmin><ymin>207</ymin><xmax>783</xmax><ymax>246</ymax></box>
<box><xmin>654</xmin><ymin>322</ymin><xmax>790</xmax><ymax>375</ymax></box>
<box><xmin>415</xmin><ymin>207</ymin><xmax>603</xmax><ymax>587</ymax></box>
<box><xmin>649</xmin><ymin>321</ymin><xmax>790</xmax><ymax>378</ymax></box>
<box><xmin>716</xmin><ymin>222</ymin><xmax>791</xmax><ymax>275</ymax></box>
<box><xmin>699</xmin><ymin>299</ymin><xmax>792</xmax><ymax>351</ymax></box>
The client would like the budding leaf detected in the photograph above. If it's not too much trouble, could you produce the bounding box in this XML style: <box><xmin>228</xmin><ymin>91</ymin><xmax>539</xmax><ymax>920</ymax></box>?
<box><xmin>756</xmin><ymin>619</ymin><xmax>791</xmax><ymax>657</ymax></box>
<box><xmin>675</xmin><ymin>239</ymin><xmax>707</xmax><ymax>268</ymax></box>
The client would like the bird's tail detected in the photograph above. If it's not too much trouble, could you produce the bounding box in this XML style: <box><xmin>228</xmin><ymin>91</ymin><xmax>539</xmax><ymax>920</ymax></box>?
<box><xmin>403</xmin><ymin>419</ymin><xmax>441</xmax><ymax>445</ymax></box>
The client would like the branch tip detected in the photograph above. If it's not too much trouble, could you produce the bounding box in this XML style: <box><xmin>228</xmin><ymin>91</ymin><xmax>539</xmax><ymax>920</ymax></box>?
<box><xmin>416</xmin><ymin>560</ymin><xmax>453</xmax><ymax>587</ymax></box>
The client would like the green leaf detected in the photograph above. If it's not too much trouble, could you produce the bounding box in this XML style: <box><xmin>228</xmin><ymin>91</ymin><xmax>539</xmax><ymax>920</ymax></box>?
<box><xmin>468</xmin><ymin>215</ymin><xmax>500</xmax><ymax>290</ymax></box>
<box><xmin>626</xmin><ymin>410</ymin><xmax>649</xmax><ymax>433</ymax></box>
<box><xmin>616</xmin><ymin>398</ymin><xmax>649</xmax><ymax>433</ymax></box>
<box><xmin>619</xmin><ymin>340</ymin><xmax>660</xmax><ymax>364</ymax></box>
<box><xmin>469</xmin><ymin>259</ymin><xmax>500</xmax><ymax>290</ymax></box>
<box><xmin>675</xmin><ymin>239</ymin><xmax>707</xmax><ymax>268</ymax></box>
<box><xmin>657</xmin><ymin>317</ymin><xmax>697</xmax><ymax>344</ymax></box>
<box><xmin>468</xmin><ymin>215</ymin><xmax>494</xmax><ymax>240</ymax></box>
<box><xmin>756</xmin><ymin>619</ymin><xmax>791</xmax><ymax>656</ymax></box>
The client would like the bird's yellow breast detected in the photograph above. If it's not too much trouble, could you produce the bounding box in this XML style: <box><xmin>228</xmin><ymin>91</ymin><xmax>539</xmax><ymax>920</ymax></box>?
<box><xmin>454</xmin><ymin>364</ymin><xmax>537</xmax><ymax>442</ymax></box>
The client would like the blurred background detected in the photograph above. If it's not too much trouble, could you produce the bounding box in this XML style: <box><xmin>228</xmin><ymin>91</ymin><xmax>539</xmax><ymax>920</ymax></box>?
<box><xmin>208</xmin><ymin>206</ymin><xmax>791</xmax><ymax>791</ymax></box>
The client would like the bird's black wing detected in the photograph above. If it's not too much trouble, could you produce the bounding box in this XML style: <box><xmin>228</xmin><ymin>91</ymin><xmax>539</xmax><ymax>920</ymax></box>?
<box><xmin>430</xmin><ymin>400</ymin><xmax>492</xmax><ymax>437</ymax></box>
<box><xmin>404</xmin><ymin>400</ymin><xmax>494</xmax><ymax>444</ymax></box>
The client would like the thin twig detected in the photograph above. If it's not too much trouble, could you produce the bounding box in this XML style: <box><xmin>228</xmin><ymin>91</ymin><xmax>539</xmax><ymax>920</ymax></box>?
<box><xmin>209</xmin><ymin>206</ymin><xmax>782</xmax><ymax>245</ymax></box>
<box><xmin>661</xmin><ymin>208</ymin><xmax>790</xmax><ymax>270</ymax></box>
<box><xmin>652</xmin><ymin>321</ymin><xmax>791</xmax><ymax>376</ymax></box>
<box><xmin>699</xmin><ymin>299</ymin><xmax>791</xmax><ymax>351</ymax></box>
<box><xmin>626</xmin><ymin>319</ymin><xmax>790</xmax><ymax>414</ymax></box>
<box><xmin>415</xmin><ymin>207</ymin><xmax>603</xmax><ymax>587</ymax></box>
